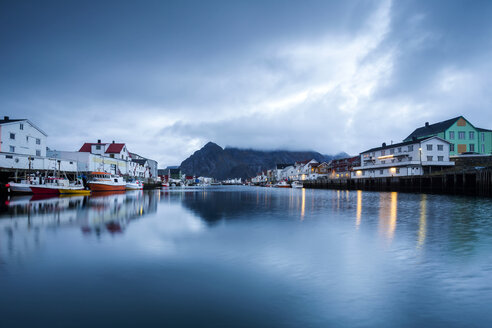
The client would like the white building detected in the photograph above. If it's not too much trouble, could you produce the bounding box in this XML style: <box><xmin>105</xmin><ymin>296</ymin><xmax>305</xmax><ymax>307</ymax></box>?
<box><xmin>0</xmin><ymin>117</ymin><xmax>77</xmax><ymax>172</ymax></box>
<box><xmin>0</xmin><ymin>117</ymin><xmax>47</xmax><ymax>157</ymax></box>
<box><xmin>352</xmin><ymin>136</ymin><xmax>455</xmax><ymax>179</ymax></box>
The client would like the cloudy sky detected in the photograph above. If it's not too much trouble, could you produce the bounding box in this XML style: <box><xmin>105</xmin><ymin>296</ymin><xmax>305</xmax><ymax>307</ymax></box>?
<box><xmin>2</xmin><ymin>0</ymin><xmax>492</xmax><ymax>167</ymax></box>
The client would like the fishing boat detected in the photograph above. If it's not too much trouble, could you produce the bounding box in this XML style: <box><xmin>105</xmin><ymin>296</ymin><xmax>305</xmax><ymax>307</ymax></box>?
<box><xmin>161</xmin><ymin>182</ymin><xmax>169</xmax><ymax>188</ymax></box>
<box><xmin>291</xmin><ymin>181</ymin><xmax>303</xmax><ymax>189</ymax></box>
<box><xmin>30</xmin><ymin>177</ymin><xmax>70</xmax><ymax>195</ymax></box>
<box><xmin>88</xmin><ymin>172</ymin><xmax>126</xmax><ymax>192</ymax></box>
<box><xmin>274</xmin><ymin>180</ymin><xmax>291</xmax><ymax>188</ymax></box>
<box><xmin>126</xmin><ymin>179</ymin><xmax>143</xmax><ymax>190</ymax></box>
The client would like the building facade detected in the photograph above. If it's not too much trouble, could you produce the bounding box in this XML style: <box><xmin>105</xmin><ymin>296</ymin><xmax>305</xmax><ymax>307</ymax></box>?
<box><xmin>0</xmin><ymin>117</ymin><xmax>47</xmax><ymax>157</ymax></box>
<box><xmin>352</xmin><ymin>136</ymin><xmax>455</xmax><ymax>179</ymax></box>
<box><xmin>404</xmin><ymin>116</ymin><xmax>492</xmax><ymax>156</ymax></box>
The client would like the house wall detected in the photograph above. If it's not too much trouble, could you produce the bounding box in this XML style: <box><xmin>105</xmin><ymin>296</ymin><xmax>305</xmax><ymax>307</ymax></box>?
<box><xmin>444</xmin><ymin>118</ymin><xmax>479</xmax><ymax>155</ymax></box>
<box><xmin>0</xmin><ymin>121</ymin><xmax>47</xmax><ymax>157</ymax></box>
<box><xmin>0</xmin><ymin>152</ymin><xmax>77</xmax><ymax>172</ymax></box>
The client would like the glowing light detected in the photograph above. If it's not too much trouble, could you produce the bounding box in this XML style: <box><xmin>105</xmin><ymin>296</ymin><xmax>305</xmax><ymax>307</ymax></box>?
<box><xmin>378</xmin><ymin>155</ymin><xmax>394</xmax><ymax>159</ymax></box>
<box><xmin>356</xmin><ymin>170</ymin><xmax>362</xmax><ymax>176</ymax></box>
<box><xmin>389</xmin><ymin>167</ymin><xmax>396</xmax><ymax>174</ymax></box>
<box><xmin>356</xmin><ymin>190</ymin><xmax>362</xmax><ymax>228</ymax></box>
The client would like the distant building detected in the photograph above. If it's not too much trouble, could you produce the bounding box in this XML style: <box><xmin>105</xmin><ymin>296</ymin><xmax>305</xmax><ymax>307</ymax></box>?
<box><xmin>325</xmin><ymin>156</ymin><xmax>361</xmax><ymax>179</ymax></box>
<box><xmin>352</xmin><ymin>136</ymin><xmax>454</xmax><ymax>179</ymax></box>
<box><xmin>404</xmin><ymin>116</ymin><xmax>492</xmax><ymax>155</ymax></box>
<box><xmin>169</xmin><ymin>168</ymin><xmax>181</xmax><ymax>180</ymax></box>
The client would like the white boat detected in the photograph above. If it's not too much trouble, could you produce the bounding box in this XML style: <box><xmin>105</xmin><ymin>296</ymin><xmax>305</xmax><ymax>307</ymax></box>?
<box><xmin>7</xmin><ymin>181</ymin><xmax>34</xmax><ymax>193</ymax></box>
<box><xmin>274</xmin><ymin>180</ymin><xmax>291</xmax><ymax>188</ymax></box>
<box><xmin>291</xmin><ymin>181</ymin><xmax>303</xmax><ymax>189</ymax></box>
<box><xmin>126</xmin><ymin>180</ymin><xmax>143</xmax><ymax>190</ymax></box>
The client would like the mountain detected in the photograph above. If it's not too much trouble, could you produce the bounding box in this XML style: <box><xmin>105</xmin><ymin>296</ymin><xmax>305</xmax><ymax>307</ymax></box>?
<box><xmin>179</xmin><ymin>142</ymin><xmax>350</xmax><ymax>180</ymax></box>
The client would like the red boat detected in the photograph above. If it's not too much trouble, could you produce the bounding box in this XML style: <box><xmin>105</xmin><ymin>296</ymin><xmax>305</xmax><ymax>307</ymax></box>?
<box><xmin>30</xmin><ymin>177</ymin><xmax>70</xmax><ymax>195</ymax></box>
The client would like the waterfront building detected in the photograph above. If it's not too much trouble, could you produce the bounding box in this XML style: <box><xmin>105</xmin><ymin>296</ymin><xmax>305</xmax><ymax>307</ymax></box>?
<box><xmin>0</xmin><ymin>117</ymin><xmax>76</xmax><ymax>172</ymax></box>
<box><xmin>404</xmin><ymin>116</ymin><xmax>492</xmax><ymax>155</ymax></box>
<box><xmin>325</xmin><ymin>156</ymin><xmax>361</xmax><ymax>179</ymax></box>
<box><xmin>352</xmin><ymin>136</ymin><xmax>455</xmax><ymax>179</ymax></box>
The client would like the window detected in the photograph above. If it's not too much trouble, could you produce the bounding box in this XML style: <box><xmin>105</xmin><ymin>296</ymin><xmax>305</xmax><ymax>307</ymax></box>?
<box><xmin>449</xmin><ymin>131</ymin><xmax>455</xmax><ymax>139</ymax></box>
<box><xmin>390</xmin><ymin>149</ymin><xmax>394</xmax><ymax>154</ymax></box>
<box><xmin>396</xmin><ymin>168</ymin><xmax>400</xmax><ymax>174</ymax></box>
<box><xmin>96</xmin><ymin>145</ymin><xmax>101</xmax><ymax>150</ymax></box>
<box><xmin>380</xmin><ymin>169</ymin><xmax>384</xmax><ymax>174</ymax></box>
<box><xmin>110</xmin><ymin>154</ymin><xmax>115</xmax><ymax>158</ymax></box>
<box><xmin>482</xmin><ymin>133</ymin><xmax>485</xmax><ymax>142</ymax></box>
<box><xmin>482</xmin><ymin>144</ymin><xmax>485</xmax><ymax>153</ymax></box>
<box><xmin>408</xmin><ymin>157</ymin><xmax>412</xmax><ymax>161</ymax></box>
<box><xmin>9</xmin><ymin>133</ymin><xmax>15</xmax><ymax>139</ymax></box>
<box><xmin>408</xmin><ymin>145</ymin><xmax>414</xmax><ymax>151</ymax></box>
<box><xmin>427</xmin><ymin>144</ymin><xmax>433</xmax><ymax>151</ymax></box>
<box><xmin>381</xmin><ymin>160</ymin><xmax>385</xmax><ymax>164</ymax></box>
<box><xmin>36</xmin><ymin>150</ymin><xmax>41</xmax><ymax>156</ymax></box>
<box><xmin>9</xmin><ymin>146</ymin><xmax>15</xmax><ymax>152</ymax></box>
<box><xmin>469</xmin><ymin>131</ymin><xmax>475</xmax><ymax>140</ymax></box>
<box><xmin>450</xmin><ymin>144</ymin><xmax>455</xmax><ymax>151</ymax></box>
<box><xmin>458</xmin><ymin>131</ymin><xmax>465</xmax><ymax>139</ymax></box>
<box><xmin>6</xmin><ymin>155</ymin><xmax>13</xmax><ymax>159</ymax></box>
<box><xmin>437</xmin><ymin>145</ymin><xmax>443</xmax><ymax>151</ymax></box>
<box><xmin>381</xmin><ymin>150</ymin><xmax>385</xmax><ymax>156</ymax></box>
<box><xmin>20</xmin><ymin>123</ymin><xmax>24</xmax><ymax>130</ymax></box>
<box><xmin>398</xmin><ymin>147</ymin><xmax>402</xmax><ymax>153</ymax></box>
<box><xmin>427</xmin><ymin>156</ymin><xmax>433</xmax><ymax>161</ymax></box>
<box><xmin>362</xmin><ymin>171</ymin><xmax>365</xmax><ymax>176</ymax></box>
<box><xmin>470</xmin><ymin>144</ymin><xmax>475</xmax><ymax>152</ymax></box>
<box><xmin>438</xmin><ymin>156</ymin><xmax>444</xmax><ymax>162</ymax></box>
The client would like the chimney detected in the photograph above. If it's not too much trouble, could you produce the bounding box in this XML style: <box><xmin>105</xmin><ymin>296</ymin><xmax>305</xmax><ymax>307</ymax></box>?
<box><xmin>425</xmin><ymin>122</ymin><xmax>429</xmax><ymax>127</ymax></box>
<box><xmin>97</xmin><ymin>139</ymin><xmax>101</xmax><ymax>143</ymax></box>
<box><xmin>382</xmin><ymin>142</ymin><xmax>386</xmax><ymax>147</ymax></box>
<box><xmin>4</xmin><ymin>116</ymin><xmax>9</xmax><ymax>120</ymax></box>
<box><xmin>112</xmin><ymin>140</ymin><xmax>115</xmax><ymax>144</ymax></box>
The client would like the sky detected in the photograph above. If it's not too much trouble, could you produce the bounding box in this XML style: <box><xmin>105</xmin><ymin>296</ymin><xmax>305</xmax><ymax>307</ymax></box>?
<box><xmin>2</xmin><ymin>0</ymin><xmax>492</xmax><ymax>167</ymax></box>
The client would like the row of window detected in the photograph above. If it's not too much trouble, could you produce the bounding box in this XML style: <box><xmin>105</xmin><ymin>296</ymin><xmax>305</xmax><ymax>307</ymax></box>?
<box><xmin>450</xmin><ymin>144</ymin><xmax>478</xmax><ymax>152</ymax></box>
<box><xmin>7</xmin><ymin>146</ymin><xmax>41</xmax><ymax>156</ymax></box>
<box><xmin>9</xmin><ymin>133</ymin><xmax>41</xmax><ymax>144</ymax></box>
<box><xmin>449</xmin><ymin>131</ymin><xmax>486</xmax><ymax>141</ymax></box>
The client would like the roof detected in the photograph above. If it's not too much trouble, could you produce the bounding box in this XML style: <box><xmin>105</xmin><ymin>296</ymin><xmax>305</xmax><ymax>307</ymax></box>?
<box><xmin>105</xmin><ymin>143</ymin><xmax>126</xmax><ymax>153</ymax></box>
<box><xmin>404</xmin><ymin>116</ymin><xmax>462</xmax><ymax>141</ymax></box>
<box><xmin>79</xmin><ymin>143</ymin><xmax>105</xmax><ymax>152</ymax></box>
<box><xmin>477</xmin><ymin>127</ymin><xmax>492</xmax><ymax>132</ymax></box>
<box><xmin>0</xmin><ymin>118</ymin><xmax>25</xmax><ymax>125</ymax></box>
<box><xmin>361</xmin><ymin>136</ymin><xmax>448</xmax><ymax>154</ymax></box>
<box><xmin>0</xmin><ymin>118</ymin><xmax>47</xmax><ymax>136</ymax></box>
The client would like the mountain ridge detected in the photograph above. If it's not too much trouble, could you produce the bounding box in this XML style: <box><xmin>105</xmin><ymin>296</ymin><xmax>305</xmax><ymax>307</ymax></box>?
<box><xmin>179</xmin><ymin>142</ymin><xmax>350</xmax><ymax>180</ymax></box>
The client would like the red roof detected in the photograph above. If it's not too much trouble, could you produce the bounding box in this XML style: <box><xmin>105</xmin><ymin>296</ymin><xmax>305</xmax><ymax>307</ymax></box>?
<box><xmin>105</xmin><ymin>143</ymin><xmax>125</xmax><ymax>153</ymax></box>
<box><xmin>79</xmin><ymin>143</ymin><xmax>105</xmax><ymax>152</ymax></box>
<box><xmin>78</xmin><ymin>142</ymin><xmax>127</xmax><ymax>153</ymax></box>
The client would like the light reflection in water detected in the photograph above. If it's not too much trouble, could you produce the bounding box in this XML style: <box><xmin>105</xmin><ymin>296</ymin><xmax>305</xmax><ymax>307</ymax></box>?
<box><xmin>379</xmin><ymin>192</ymin><xmax>398</xmax><ymax>240</ymax></box>
<box><xmin>418</xmin><ymin>194</ymin><xmax>427</xmax><ymax>249</ymax></box>
<box><xmin>300</xmin><ymin>188</ymin><xmax>305</xmax><ymax>220</ymax></box>
<box><xmin>356</xmin><ymin>190</ymin><xmax>362</xmax><ymax>228</ymax></box>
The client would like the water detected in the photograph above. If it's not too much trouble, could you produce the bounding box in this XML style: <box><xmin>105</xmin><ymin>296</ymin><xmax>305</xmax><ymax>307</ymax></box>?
<box><xmin>1</xmin><ymin>187</ymin><xmax>492</xmax><ymax>327</ymax></box>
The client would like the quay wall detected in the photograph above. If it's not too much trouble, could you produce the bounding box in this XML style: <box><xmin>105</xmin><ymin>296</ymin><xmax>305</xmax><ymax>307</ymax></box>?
<box><xmin>303</xmin><ymin>168</ymin><xmax>492</xmax><ymax>197</ymax></box>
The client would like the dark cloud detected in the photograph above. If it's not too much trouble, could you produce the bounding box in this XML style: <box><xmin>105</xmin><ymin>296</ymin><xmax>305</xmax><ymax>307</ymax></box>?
<box><xmin>1</xmin><ymin>0</ymin><xmax>492</xmax><ymax>166</ymax></box>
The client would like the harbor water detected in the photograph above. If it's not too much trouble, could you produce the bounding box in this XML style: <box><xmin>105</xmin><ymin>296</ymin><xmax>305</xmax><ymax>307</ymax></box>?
<box><xmin>1</xmin><ymin>187</ymin><xmax>492</xmax><ymax>327</ymax></box>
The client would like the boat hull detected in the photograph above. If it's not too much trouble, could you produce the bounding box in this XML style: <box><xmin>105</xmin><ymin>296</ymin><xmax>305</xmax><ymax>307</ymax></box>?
<box><xmin>30</xmin><ymin>186</ymin><xmax>60</xmax><ymax>195</ymax></box>
<box><xmin>59</xmin><ymin>189</ymin><xmax>91</xmax><ymax>195</ymax></box>
<box><xmin>89</xmin><ymin>183</ymin><xmax>126</xmax><ymax>192</ymax></box>
<box><xmin>7</xmin><ymin>182</ymin><xmax>33</xmax><ymax>193</ymax></box>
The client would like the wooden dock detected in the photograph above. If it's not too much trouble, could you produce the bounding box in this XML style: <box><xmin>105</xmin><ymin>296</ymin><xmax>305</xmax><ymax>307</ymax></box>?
<box><xmin>303</xmin><ymin>167</ymin><xmax>492</xmax><ymax>197</ymax></box>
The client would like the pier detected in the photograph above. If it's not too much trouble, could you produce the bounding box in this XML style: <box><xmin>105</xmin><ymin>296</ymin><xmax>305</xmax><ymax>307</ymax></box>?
<box><xmin>303</xmin><ymin>167</ymin><xmax>492</xmax><ymax>197</ymax></box>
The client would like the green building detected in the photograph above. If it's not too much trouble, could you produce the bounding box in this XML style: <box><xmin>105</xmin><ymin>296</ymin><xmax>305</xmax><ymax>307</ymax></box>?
<box><xmin>404</xmin><ymin>116</ymin><xmax>492</xmax><ymax>156</ymax></box>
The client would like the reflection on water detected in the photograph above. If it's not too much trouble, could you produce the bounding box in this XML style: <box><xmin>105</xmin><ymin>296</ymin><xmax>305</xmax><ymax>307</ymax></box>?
<box><xmin>418</xmin><ymin>194</ymin><xmax>427</xmax><ymax>249</ymax></box>
<box><xmin>379</xmin><ymin>191</ymin><xmax>398</xmax><ymax>241</ymax></box>
<box><xmin>1</xmin><ymin>187</ymin><xmax>492</xmax><ymax>327</ymax></box>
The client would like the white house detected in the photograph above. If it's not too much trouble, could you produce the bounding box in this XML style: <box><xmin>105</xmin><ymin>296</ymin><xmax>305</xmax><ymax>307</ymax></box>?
<box><xmin>0</xmin><ymin>117</ymin><xmax>77</xmax><ymax>172</ymax></box>
<box><xmin>352</xmin><ymin>136</ymin><xmax>455</xmax><ymax>179</ymax></box>
<box><xmin>0</xmin><ymin>116</ymin><xmax>47</xmax><ymax>157</ymax></box>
